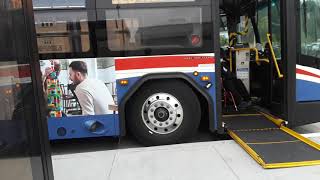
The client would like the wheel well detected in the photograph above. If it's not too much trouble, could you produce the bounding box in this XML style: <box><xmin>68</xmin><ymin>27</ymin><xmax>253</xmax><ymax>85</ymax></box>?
<box><xmin>190</xmin><ymin>87</ymin><xmax>210</xmax><ymax>131</ymax></box>
<box><xmin>120</xmin><ymin>75</ymin><xmax>214</xmax><ymax>136</ymax></box>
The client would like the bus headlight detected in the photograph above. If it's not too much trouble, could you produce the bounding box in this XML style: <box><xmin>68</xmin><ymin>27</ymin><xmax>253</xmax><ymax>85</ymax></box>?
<box><xmin>201</xmin><ymin>76</ymin><xmax>210</xmax><ymax>81</ymax></box>
<box><xmin>119</xmin><ymin>79</ymin><xmax>129</xmax><ymax>85</ymax></box>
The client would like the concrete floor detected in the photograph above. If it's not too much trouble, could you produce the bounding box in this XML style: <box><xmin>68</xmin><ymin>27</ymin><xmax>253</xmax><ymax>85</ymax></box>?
<box><xmin>51</xmin><ymin>123</ymin><xmax>320</xmax><ymax>180</ymax></box>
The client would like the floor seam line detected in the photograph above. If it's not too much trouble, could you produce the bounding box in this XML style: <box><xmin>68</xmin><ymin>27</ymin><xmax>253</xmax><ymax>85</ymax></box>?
<box><xmin>211</xmin><ymin>144</ymin><xmax>241</xmax><ymax>180</ymax></box>
<box><xmin>107</xmin><ymin>150</ymin><xmax>119</xmax><ymax>180</ymax></box>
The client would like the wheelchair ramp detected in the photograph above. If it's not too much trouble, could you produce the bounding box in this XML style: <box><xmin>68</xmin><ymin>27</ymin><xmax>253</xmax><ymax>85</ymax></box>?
<box><xmin>223</xmin><ymin>113</ymin><xmax>320</xmax><ymax>169</ymax></box>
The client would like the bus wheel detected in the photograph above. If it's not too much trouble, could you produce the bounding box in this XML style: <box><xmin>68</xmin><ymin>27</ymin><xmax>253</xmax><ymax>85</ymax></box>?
<box><xmin>127</xmin><ymin>80</ymin><xmax>201</xmax><ymax>146</ymax></box>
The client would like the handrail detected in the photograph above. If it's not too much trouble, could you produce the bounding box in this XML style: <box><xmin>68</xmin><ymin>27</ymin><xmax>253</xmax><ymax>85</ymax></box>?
<box><xmin>228</xmin><ymin>48</ymin><xmax>270</xmax><ymax>72</ymax></box>
<box><xmin>267</xmin><ymin>33</ymin><xmax>284</xmax><ymax>79</ymax></box>
<box><xmin>229</xmin><ymin>16</ymin><xmax>249</xmax><ymax>47</ymax></box>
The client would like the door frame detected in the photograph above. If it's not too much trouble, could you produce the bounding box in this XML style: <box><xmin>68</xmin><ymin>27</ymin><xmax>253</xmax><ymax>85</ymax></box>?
<box><xmin>213</xmin><ymin>0</ymin><xmax>223</xmax><ymax>133</ymax></box>
<box><xmin>215</xmin><ymin>0</ymin><xmax>298</xmax><ymax>129</ymax></box>
<box><xmin>25</xmin><ymin>0</ymin><xmax>54</xmax><ymax>179</ymax></box>
<box><xmin>280</xmin><ymin>0</ymin><xmax>300</xmax><ymax>127</ymax></box>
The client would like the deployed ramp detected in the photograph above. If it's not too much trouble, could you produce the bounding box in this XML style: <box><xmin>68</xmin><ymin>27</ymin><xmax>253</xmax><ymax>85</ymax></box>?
<box><xmin>223</xmin><ymin>113</ymin><xmax>320</xmax><ymax>169</ymax></box>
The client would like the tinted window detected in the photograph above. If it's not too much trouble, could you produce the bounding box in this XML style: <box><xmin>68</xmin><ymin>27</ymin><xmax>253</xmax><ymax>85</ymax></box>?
<box><xmin>97</xmin><ymin>1</ymin><xmax>213</xmax><ymax>56</ymax></box>
<box><xmin>33</xmin><ymin>0</ymin><xmax>86</xmax><ymax>8</ymax></box>
<box><xmin>0</xmin><ymin>2</ymin><xmax>49</xmax><ymax>180</ymax></box>
<box><xmin>257</xmin><ymin>0</ymin><xmax>281</xmax><ymax>58</ymax></box>
<box><xmin>301</xmin><ymin>0</ymin><xmax>320</xmax><ymax>58</ymax></box>
<box><xmin>34</xmin><ymin>10</ymin><xmax>91</xmax><ymax>57</ymax></box>
<box><xmin>105</xmin><ymin>7</ymin><xmax>203</xmax><ymax>51</ymax></box>
<box><xmin>298</xmin><ymin>0</ymin><xmax>320</xmax><ymax>69</ymax></box>
<box><xmin>271</xmin><ymin>0</ymin><xmax>281</xmax><ymax>59</ymax></box>
<box><xmin>0</xmin><ymin>63</ymin><xmax>33</xmax><ymax>155</ymax></box>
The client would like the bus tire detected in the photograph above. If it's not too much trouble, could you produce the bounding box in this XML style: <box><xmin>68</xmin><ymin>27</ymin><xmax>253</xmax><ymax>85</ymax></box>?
<box><xmin>127</xmin><ymin>79</ymin><xmax>201</xmax><ymax>146</ymax></box>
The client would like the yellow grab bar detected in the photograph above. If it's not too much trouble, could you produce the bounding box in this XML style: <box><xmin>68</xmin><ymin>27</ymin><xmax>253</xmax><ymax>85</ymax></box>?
<box><xmin>267</xmin><ymin>33</ymin><xmax>284</xmax><ymax>79</ymax></box>
<box><xmin>228</xmin><ymin>48</ymin><xmax>270</xmax><ymax>72</ymax></box>
<box><xmin>228</xmin><ymin>48</ymin><xmax>234</xmax><ymax>72</ymax></box>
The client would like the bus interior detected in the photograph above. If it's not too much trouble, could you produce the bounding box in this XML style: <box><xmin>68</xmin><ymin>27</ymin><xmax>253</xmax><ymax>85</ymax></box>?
<box><xmin>217</xmin><ymin>1</ymin><xmax>320</xmax><ymax>169</ymax></box>
<box><xmin>219</xmin><ymin>0</ymin><xmax>285</xmax><ymax>117</ymax></box>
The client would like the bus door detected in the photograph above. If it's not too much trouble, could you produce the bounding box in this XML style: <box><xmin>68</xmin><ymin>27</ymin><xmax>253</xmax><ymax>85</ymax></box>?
<box><xmin>219</xmin><ymin>1</ymin><xmax>320</xmax><ymax>169</ymax></box>
<box><xmin>219</xmin><ymin>0</ymin><xmax>287</xmax><ymax>118</ymax></box>
<box><xmin>242</xmin><ymin>0</ymin><xmax>285</xmax><ymax>117</ymax></box>
<box><xmin>266</xmin><ymin>0</ymin><xmax>284</xmax><ymax>116</ymax></box>
<box><xmin>0</xmin><ymin>0</ymin><xmax>53</xmax><ymax>180</ymax></box>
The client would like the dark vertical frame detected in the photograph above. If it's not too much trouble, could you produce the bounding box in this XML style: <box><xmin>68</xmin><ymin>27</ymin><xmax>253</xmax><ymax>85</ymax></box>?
<box><xmin>268</xmin><ymin>0</ymin><xmax>272</xmax><ymax>37</ymax></box>
<box><xmin>268</xmin><ymin>0</ymin><xmax>285</xmax><ymax>115</ymax></box>
<box><xmin>212</xmin><ymin>0</ymin><xmax>222</xmax><ymax>133</ymax></box>
<box><xmin>24</xmin><ymin>0</ymin><xmax>54</xmax><ymax>179</ymax></box>
<box><xmin>280</xmin><ymin>0</ymin><xmax>297</xmax><ymax>126</ymax></box>
<box><xmin>268</xmin><ymin>0</ymin><xmax>275</xmax><ymax>106</ymax></box>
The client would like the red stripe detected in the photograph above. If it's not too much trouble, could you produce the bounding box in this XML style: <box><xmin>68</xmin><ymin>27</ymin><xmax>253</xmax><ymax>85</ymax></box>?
<box><xmin>0</xmin><ymin>65</ymin><xmax>31</xmax><ymax>78</ymax></box>
<box><xmin>115</xmin><ymin>55</ymin><xmax>215</xmax><ymax>71</ymax></box>
<box><xmin>296</xmin><ymin>68</ymin><xmax>320</xmax><ymax>79</ymax></box>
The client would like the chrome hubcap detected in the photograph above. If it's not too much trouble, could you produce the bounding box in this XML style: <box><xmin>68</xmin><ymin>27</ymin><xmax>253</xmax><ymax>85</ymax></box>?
<box><xmin>142</xmin><ymin>93</ymin><xmax>183</xmax><ymax>134</ymax></box>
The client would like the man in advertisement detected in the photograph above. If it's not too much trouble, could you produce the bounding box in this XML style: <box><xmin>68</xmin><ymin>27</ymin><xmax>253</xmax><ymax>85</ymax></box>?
<box><xmin>68</xmin><ymin>61</ymin><xmax>115</xmax><ymax>115</ymax></box>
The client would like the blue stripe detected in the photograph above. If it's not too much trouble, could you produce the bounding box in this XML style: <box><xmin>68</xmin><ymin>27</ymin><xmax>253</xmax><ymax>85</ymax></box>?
<box><xmin>297</xmin><ymin>79</ymin><xmax>320</xmax><ymax>101</ymax></box>
<box><xmin>48</xmin><ymin>114</ymin><xmax>120</xmax><ymax>140</ymax></box>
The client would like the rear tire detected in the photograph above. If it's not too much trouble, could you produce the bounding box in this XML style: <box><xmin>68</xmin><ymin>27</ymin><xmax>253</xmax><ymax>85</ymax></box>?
<box><xmin>127</xmin><ymin>80</ymin><xmax>201</xmax><ymax>146</ymax></box>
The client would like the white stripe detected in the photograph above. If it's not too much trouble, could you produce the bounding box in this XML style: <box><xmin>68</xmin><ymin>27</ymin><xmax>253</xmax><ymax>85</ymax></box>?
<box><xmin>296</xmin><ymin>64</ymin><xmax>320</xmax><ymax>83</ymax></box>
<box><xmin>297</xmin><ymin>64</ymin><xmax>320</xmax><ymax>76</ymax></box>
<box><xmin>0</xmin><ymin>64</ymin><xmax>29</xmax><ymax>69</ymax></box>
<box><xmin>301</xmin><ymin>132</ymin><xmax>320</xmax><ymax>138</ymax></box>
<box><xmin>116</xmin><ymin>65</ymin><xmax>215</xmax><ymax>79</ymax></box>
<box><xmin>0</xmin><ymin>77</ymin><xmax>32</xmax><ymax>87</ymax></box>
<box><xmin>297</xmin><ymin>74</ymin><xmax>320</xmax><ymax>84</ymax></box>
<box><xmin>115</xmin><ymin>53</ymin><xmax>215</xmax><ymax>60</ymax></box>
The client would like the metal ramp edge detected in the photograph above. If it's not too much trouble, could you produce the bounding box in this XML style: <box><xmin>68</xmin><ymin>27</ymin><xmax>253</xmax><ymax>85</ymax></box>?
<box><xmin>224</xmin><ymin>112</ymin><xmax>320</xmax><ymax>169</ymax></box>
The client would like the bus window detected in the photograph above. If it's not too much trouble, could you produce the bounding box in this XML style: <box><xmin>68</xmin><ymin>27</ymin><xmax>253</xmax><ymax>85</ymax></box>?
<box><xmin>271</xmin><ymin>0</ymin><xmax>281</xmax><ymax>59</ymax></box>
<box><xmin>219</xmin><ymin>15</ymin><xmax>229</xmax><ymax>48</ymax></box>
<box><xmin>34</xmin><ymin>10</ymin><xmax>90</xmax><ymax>55</ymax></box>
<box><xmin>257</xmin><ymin>4</ymin><xmax>268</xmax><ymax>45</ymax></box>
<box><xmin>33</xmin><ymin>0</ymin><xmax>86</xmax><ymax>8</ymax></box>
<box><xmin>257</xmin><ymin>0</ymin><xmax>281</xmax><ymax>59</ymax></box>
<box><xmin>300</xmin><ymin>0</ymin><xmax>320</xmax><ymax>60</ymax></box>
<box><xmin>105</xmin><ymin>7</ymin><xmax>203</xmax><ymax>51</ymax></box>
<box><xmin>97</xmin><ymin>1</ymin><xmax>213</xmax><ymax>56</ymax></box>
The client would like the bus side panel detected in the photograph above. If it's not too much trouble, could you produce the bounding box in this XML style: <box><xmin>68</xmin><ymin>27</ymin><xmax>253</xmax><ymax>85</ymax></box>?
<box><xmin>48</xmin><ymin>114</ymin><xmax>120</xmax><ymax>140</ymax></box>
<box><xmin>296</xmin><ymin>64</ymin><xmax>320</xmax><ymax>101</ymax></box>
<box><xmin>294</xmin><ymin>64</ymin><xmax>320</xmax><ymax>126</ymax></box>
<box><xmin>115</xmin><ymin>53</ymin><xmax>218</xmax><ymax>130</ymax></box>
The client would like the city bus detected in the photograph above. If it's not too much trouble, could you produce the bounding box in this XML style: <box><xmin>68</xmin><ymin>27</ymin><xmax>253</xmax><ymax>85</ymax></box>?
<box><xmin>1</xmin><ymin>0</ymin><xmax>320</xmax><ymax>169</ymax></box>
<box><xmin>33</xmin><ymin>0</ymin><xmax>217</xmax><ymax>145</ymax></box>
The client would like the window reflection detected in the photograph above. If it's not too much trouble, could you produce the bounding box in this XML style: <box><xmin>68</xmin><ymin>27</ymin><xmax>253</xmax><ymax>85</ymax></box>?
<box><xmin>34</xmin><ymin>10</ymin><xmax>91</xmax><ymax>54</ymax></box>
<box><xmin>9</xmin><ymin>0</ymin><xmax>22</xmax><ymax>10</ymax></box>
<box><xmin>301</xmin><ymin>0</ymin><xmax>320</xmax><ymax>58</ymax></box>
<box><xmin>0</xmin><ymin>62</ymin><xmax>32</xmax><ymax>157</ymax></box>
<box><xmin>106</xmin><ymin>7</ymin><xmax>203</xmax><ymax>51</ymax></box>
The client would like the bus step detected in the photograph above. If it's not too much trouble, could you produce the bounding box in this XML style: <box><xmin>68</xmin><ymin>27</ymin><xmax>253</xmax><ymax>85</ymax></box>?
<box><xmin>223</xmin><ymin>113</ymin><xmax>320</xmax><ymax>169</ymax></box>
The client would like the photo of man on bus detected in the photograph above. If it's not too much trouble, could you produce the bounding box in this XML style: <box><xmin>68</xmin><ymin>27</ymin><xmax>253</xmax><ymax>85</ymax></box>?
<box><xmin>40</xmin><ymin>58</ymin><xmax>116</xmax><ymax>118</ymax></box>
<box><xmin>68</xmin><ymin>61</ymin><xmax>115</xmax><ymax>115</ymax></box>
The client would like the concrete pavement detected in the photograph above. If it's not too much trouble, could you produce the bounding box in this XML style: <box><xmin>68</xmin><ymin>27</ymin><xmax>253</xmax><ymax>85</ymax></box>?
<box><xmin>52</xmin><ymin>122</ymin><xmax>320</xmax><ymax>180</ymax></box>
